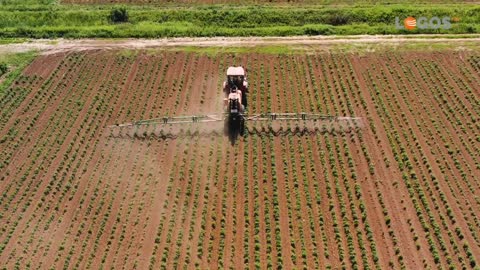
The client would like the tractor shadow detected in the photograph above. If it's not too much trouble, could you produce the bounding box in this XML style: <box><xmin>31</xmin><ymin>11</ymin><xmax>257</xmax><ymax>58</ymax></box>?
<box><xmin>224</xmin><ymin>119</ymin><xmax>244</xmax><ymax>146</ymax></box>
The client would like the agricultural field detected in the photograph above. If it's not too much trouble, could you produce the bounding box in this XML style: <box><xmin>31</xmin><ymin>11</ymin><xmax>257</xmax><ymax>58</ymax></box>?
<box><xmin>59</xmin><ymin>0</ymin><xmax>479</xmax><ymax>4</ymax></box>
<box><xmin>0</xmin><ymin>47</ymin><xmax>479</xmax><ymax>269</ymax></box>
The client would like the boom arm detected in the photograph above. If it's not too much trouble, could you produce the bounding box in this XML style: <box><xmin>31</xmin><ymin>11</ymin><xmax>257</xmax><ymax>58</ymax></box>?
<box><xmin>109</xmin><ymin>113</ymin><xmax>357</xmax><ymax>128</ymax></box>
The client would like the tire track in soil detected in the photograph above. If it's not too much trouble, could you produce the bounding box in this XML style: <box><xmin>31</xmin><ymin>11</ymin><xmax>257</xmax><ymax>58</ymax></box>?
<box><xmin>436</xmin><ymin>53</ymin><xmax>480</xmax><ymax>115</ymax></box>
<box><xmin>196</xmin><ymin>137</ymin><xmax>223</xmax><ymax>269</ymax></box>
<box><xmin>381</xmin><ymin>53</ymin><xmax>478</xmax><ymax>226</ymax></box>
<box><xmin>173</xmin><ymin>139</ymin><xmax>209</xmax><ymax>269</ymax></box>
<box><xmin>4</xmin><ymin>49</ymin><xmax>480</xmax><ymax>269</ymax></box>
<box><xmin>194</xmin><ymin>136</ymin><xmax>215</xmax><ymax>269</ymax></box>
<box><xmin>299</xmin><ymin>54</ymin><xmax>341</xmax><ymax>267</ymax></box>
<box><xmin>103</xmin><ymin>71</ymin><xmax>153</xmax><ymax>268</ymax></box>
<box><xmin>250</xmin><ymin>54</ymin><xmax>262</xmax><ymax>114</ymax></box>
<box><xmin>262</xmin><ymin>136</ymin><xmax>281</xmax><ymax>269</ymax></box>
<box><xmin>134</xmin><ymin>56</ymin><xmax>176</xmax><ymax>267</ymax></box>
<box><xmin>160</xmin><ymin>52</ymin><xmax>187</xmax><ymax>116</ymax></box>
<box><xmin>68</xmin><ymin>56</ymin><xmax>135</xmax><ymax>268</ymax></box>
<box><xmin>183</xmin><ymin>55</ymin><xmax>206</xmax><ymax>114</ymax></box>
<box><xmin>405</xmin><ymin>53</ymin><xmax>480</xmax><ymax>191</ymax></box>
<box><xmin>291</xmin><ymin>135</ymin><xmax>318</xmax><ymax>270</ymax></box>
<box><xmin>327</xmin><ymin>53</ymin><xmax>382</xmax><ymax>268</ymax></box>
<box><xmin>232</xmin><ymin>138</ymin><xmax>246</xmax><ymax>268</ymax></box>
<box><xmin>302</xmin><ymin>57</ymin><xmax>332</xmax><ymax>268</ymax></box>
<box><xmin>186</xmin><ymin>141</ymin><xmax>214</xmax><ymax>267</ymax></box>
<box><xmin>373</xmin><ymin>54</ymin><xmax>458</xmax><ymax>266</ymax></box>
<box><xmin>176</xmin><ymin>53</ymin><xmax>197</xmax><ymax>114</ymax></box>
<box><xmin>208</xmin><ymin>137</ymin><xmax>230</xmax><ymax>270</ymax></box>
<box><xmin>290</xmin><ymin>55</ymin><xmax>308</xmax><ymax>112</ymax></box>
<box><xmin>334</xmin><ymin>54</ymin><xmax>388</xmax><ymax>268</ymax></box>
<box><xmin>421</xmin><ymin>54</ymin><xmax>479</xmax><ymax>142</ymax></box>
<box><xmin>131</xmin><ymin>139</ymin><xmax>174</xmax><ymax>269</ymax></box>
<box><xmin>45</xmin><ymin>138</ymin><xmax>119</xmax><ymax>269</ymax></box>
<box><xmin>143</xmin><ymin>54</ymin><xmax>166</xmax><ymax>119</ymax></box>
<box><xmin>183</xmin><ymin>138</ymin><xmax>215</xmax><ymax>268</ymax></box>
<box><xmin>282</xmin><ymin>136</ymin><xmax>307</xmax><ymax>268</ymax></box>
<box><xmin>371</xmin><ymin>54</ymin><xmax>452</xmax><ymax>267</ymax></box>
<box><xmin>109</xmin><ymin>141</ymin><xmax>158</xmax><ymax>270</ymax></box>
<box><xmin>318</xmin><ymin>54</ymin><xmax>357</xmax><ymax>267</ymax></box>
<box><xmin>0</xmin><ymin>52</ymin><xmax>83</xmax><ymax>178</ymax></box>
<box><xmin>426</xmin><ymin>54</ymin><xmax>480</xmax><ymax>176</ymax></box>
<box><xmin>201</xmin><ymin>56</ymin><xmax>222</xmax><ymax>114</ymax></box>
<box><xmin>357</xmin><ymin>58</ymin><xmax>428</xmax><ymax>269</ymax></box>
<box><xmin>221</xmin><ymin>139</ymin><xmax>239</xmax><ymax>270</ymax></box>
<box><xmin>107</xmin><ymin>52</ymin><xmax>142</xmax><ymax>124</ymax></box>
<box><xmin>0</xmin><ymin>75</ymin><xmax>51</xmax><ymax>167</ymax></box>
<box><xmin>271</xmin><ymin>70</ymin><xmax>294</xmax><ymax>269</ymax></box>
<box><xmin>65</xmin><ymin>53</ymin><xmax>142</xmax><ymax>265</ymax></box>
<box><xmin>246</xmin><ymin>135</ymin><xmax>257</xmax><ymax>270</ymax></box>
<box><xmin>311</xmin><ymin>135</ymin><xmax>342</xmax><ymax>267</ymax></box>
<box><xmin>22</xmin><ymin>53</ymin><xmax>62</xmax><ymax>78</ymax></box>
<box><xmin>252</xmin><ymin>55</ymin><xmax>279</xmax><ymax>269</ymax></box>
<box><xmin>28</xmin><ymin>54</ymin><xmax>131</xmax><ymax>264</ymax></box>
<box><xmin>81</xmin><ymin>139</ymin><xmax>143</xmax><ymax>269</ymax></box>
<box><xmin>138</xmin><ymin>56</ymin><xmax>164</xmax><ymax>119</ymax></box>
<box><xmin>349</xmin><ymin>54</ymin><xmax>424</xmax><ymax>269</ymax></box>
<box><xmin>108</xmin><ymin>54</ymin><xmax>162</xmax><ymax>268</ymax></box>
<box><xmin>0</xmin><ymin>52</ymin><xmax>101</xmax><ymax>259</ymax></box>
<box><xmin>30</xmin><ymin>53</ymin><xmax>121</xmax><ymax>268</ymax></box>
<box><xmin>145</xmin><ymin>52</ymin><xmax>172</xmax><ymax>118</ymax></box>
<box><xmin>304</xmin><ymin>135</ymin><xmax>334</xmax><ymax>268</ymax></box>
<box><xmin>158</xmin><ymin>137</ymin><xmax>198</xmax><ymax>269</ymax></box>
<box><xmin>64</xmin><ymin>138</ymin><xmax>128</xmax><ymax>269</ymax></box>
<box><xmin>417</xmin><ymin>56</ymin><xmax>479</xmax><ymax>208</ymax></box>
<box><xmin>311</xmin><ymin>54</ymin><xmax>333</xmax><ymax>115</ymax></box>
<box><xmin>38</xmin><ymin>54</ymin><xmax>121</xmax><ymax>264</ymax></box>
<box><xmin>283</xmin><ymin>54</ymin><xmax>318</xmax><ymax>269</ymax></box>
<box><xmin>455</xmin><ymin>52</ymin><xmax>480</xmax><ymax>91</ymax></box>
<box><xmin>396</xmin><ymin>53</ymin><xmax>480</xmax><ymax>259</ymax></box>
<box><xmin>37</xmin><ymin>53</ymin><xmax>114</xmax><ymax>264</ymax></box>
<box><xmin>147</xmin><ymin>138</ymin><xmax>190</xmax><ymax>270</ymax></box>
<box><xmin>61</xmin><ymin>135</ymin><xmax>119</xmax><ymax>270</ymax></box>
<box><xmin>256</xmin><ymin>135</ymin><xmax>269</xmax><ymax>270</ymax></box>
<box><xmin>167</xmin><ymin>53</ymin><xmax>190</xmax><ymax>115</ymax></box>
<box><xmin>276</xmin><ymin>53</ymin><xmax>303</xmax><ymax>267</ymax></box>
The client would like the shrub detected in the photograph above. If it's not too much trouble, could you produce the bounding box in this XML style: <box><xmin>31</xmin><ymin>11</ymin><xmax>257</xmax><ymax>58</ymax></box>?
<box><xmin>0</xmin><ymin>62</ymin><xmax>7</xmax><ymax>76</ymax></box>
<box><xmin>110</xmin><ymin>7</ymin><xmax>129</xmax><ymax>23</ymax></box>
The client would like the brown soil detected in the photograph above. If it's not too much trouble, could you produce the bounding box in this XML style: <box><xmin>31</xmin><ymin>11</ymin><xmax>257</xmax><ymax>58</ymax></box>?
<box><xmin>1</xmin><ymin>49</ymin><xmax>479</xmax><ymax>270</ymax></box>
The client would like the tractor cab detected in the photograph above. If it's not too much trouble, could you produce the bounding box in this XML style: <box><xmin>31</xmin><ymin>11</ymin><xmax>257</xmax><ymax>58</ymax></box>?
<box><xmin>224</xmin><ymin>66</ymin><xmax>248</xmax><ymax>110</ymax></box>
<box><xmin>226</xmin><ymin>66</ymin><xmax>247</xmax><ymax>90</ymax></box>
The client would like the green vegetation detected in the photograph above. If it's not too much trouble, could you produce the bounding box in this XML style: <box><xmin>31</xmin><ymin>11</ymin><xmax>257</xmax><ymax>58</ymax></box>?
<box><xmin>0</xmin><ymin>63</ymin><xmax>7</xmax><ymax>76</ymax></box>
<box><xmin>0</xmin><ymin>4</ymin><xmax>477</xmax><ymax>38</ymax></box>
<box><xmin>0</xmin><ymin>38</ymin><xmax>29</xmax><ymax>45</ymax></box>
<box><xmin>0</xmin><ymin>51</ymin><xmax>37</xmax><ymax>96</ymax></box>
<box><xmin>109</xmin><ymin>6</ymin><xmax>129</xmax><ymax>23</ymax></box>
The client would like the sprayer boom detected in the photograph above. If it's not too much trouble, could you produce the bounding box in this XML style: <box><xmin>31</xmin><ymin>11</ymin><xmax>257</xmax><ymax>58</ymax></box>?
<box><xmin>108</xmin><ymin>113</ymin><xmax>358</xmax><ymax>128</ymax></box>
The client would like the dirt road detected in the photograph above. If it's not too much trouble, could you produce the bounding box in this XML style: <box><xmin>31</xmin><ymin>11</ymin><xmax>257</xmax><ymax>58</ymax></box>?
<box><xmin>1</xmin><ymin>34</ymin><xmax>479</xmax><ymax>54</ymax></box>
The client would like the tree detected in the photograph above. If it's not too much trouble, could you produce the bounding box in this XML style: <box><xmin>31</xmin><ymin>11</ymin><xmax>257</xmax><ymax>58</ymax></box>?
<box><xmin>110</xmin><ymin>7</ymin><xmax>129</xmax><ymax>23</ymax></box>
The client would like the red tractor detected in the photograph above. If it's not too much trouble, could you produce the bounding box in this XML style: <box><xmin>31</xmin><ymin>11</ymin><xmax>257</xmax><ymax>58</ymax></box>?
<box><xmin>223</xmin><ymin>66</ymin><xmax>248</xmax><ymax>112</ymax></box>
<box><xmin>109</xmin><ymin>66</ymin><xmax>361</xmax><ymax>143</ymax></box>
<box><xmin>223</xmin><ymin>66</ymin><xmax>248</xmax><ymax>133</ymax></box>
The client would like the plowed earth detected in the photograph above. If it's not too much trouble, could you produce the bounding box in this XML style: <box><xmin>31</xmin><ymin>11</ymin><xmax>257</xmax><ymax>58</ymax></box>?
<box><xmin>0</xmin><ymin>49</ymin><xmax>479</xmax><ymax>269</ymax></box>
